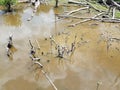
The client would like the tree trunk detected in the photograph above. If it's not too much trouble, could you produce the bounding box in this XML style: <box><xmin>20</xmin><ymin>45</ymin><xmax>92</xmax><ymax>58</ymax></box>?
<box><xmin>55</xmin><ymin>0</ymin><xmax>58</xmax><ymax>8</ymax></box>
<box><xmin>6</xmin><ymin>2</ymin><xmax>12</xmax><ymax>12</ymax></box>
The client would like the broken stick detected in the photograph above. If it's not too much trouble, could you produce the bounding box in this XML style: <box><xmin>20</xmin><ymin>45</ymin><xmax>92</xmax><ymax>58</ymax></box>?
<box><xmin>34</xmin><ymin>61</ymin><xmax>58</xmax><ymax>90</ymax></box>
<box><xmin>41</xmin><ymin>70</ymin><xmax>58</xmax><ymax>90</ymax></box>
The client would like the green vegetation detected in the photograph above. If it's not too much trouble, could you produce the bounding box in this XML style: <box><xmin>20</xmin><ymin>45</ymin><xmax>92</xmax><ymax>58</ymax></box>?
<box><xmin>115</xmin><ymin>11</ymin><xmax>120</xmax><ymax>18</ymax></box>
<box><xmin>0</xmin><ymin>0</ymin><xmax>17</xmax><ymax>12</ymax></box>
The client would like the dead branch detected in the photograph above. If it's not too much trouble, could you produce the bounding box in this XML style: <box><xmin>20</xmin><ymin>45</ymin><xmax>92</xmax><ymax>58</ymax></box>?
<box><xmin>41</xmin><ymin>70</ymin><xmax>58</xmax><ymax>90</ymax></box>
<box><xmin>57</xmin><ymin>15</ymin><xmax>96</xmax><ymax>19</ymax></box>
<box><xmin>29</xmin><ymin>40</ymin><xmax>33</xmax><ymax>48</ymax></box>
<box><xmin>87</xmin><ymin>2</ymin><xmax>103</xmax><ymax>12</ymax></box>
<box><xmin>34</xmin><ymin>61</ymin><xmax>58</xmax><ymax>90</ymax></box>
<box><xmin>35</xmin><ymin>40</ymin><xmax>40</xmax><ymax>50</ymax></box>
<box><xmin>69</xmin><ymin>12</ymin><xmax>105</xmax><ymax>27</ymax></box>
<box><xmin>68</xmin><ymin>0</ymin><xmax>87</xmax><ymax>6</ymax></box>
<box><xmin>110</xmin><ymin>38</ymin><xmax>120</xmax><ymax>41</ymax></box>
<box><xmin>34</xmin><ymin>61</ymin><xmax>43</xmax><ymax>68</ymax></box>
<box><xmin>66</xmin><ymin>6</ymin><xmax>89</xmax><ymax>15</ymax></box>
<box><xmin>71</xmin><ymin>19</ymin><xmax>91</xmax><ymax>27</ymax></box>
<box><xmin>112</xmin><ymin>7</ymin><xmax>116</xmax><ymax>19</ymax></box>
<box><xmin>111</xmin><ymin>0</ymin><xmax>120</xmax><ymax>8</ymax></box>
<box><xmin>102</xmin><ymin>0</ymin><xmax>109</xmax><ymax>8</ymax></box>
<box><xmin>100</xmin><ymin>18</ymin><xmax>120</xmax><ymax>23</ymax></box>
<box><xmin>30</xmin><ymin>56</ymin><xmax>40</xmax><ymax>61</ymax></box>
<box><xmin>68</xmin><ymin>0</ymin><xmax>101</xmax><ymax>12</ymax></box>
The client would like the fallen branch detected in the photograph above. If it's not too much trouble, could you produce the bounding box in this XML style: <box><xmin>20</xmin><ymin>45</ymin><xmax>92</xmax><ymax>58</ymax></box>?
<box><xmin>66</xmin><ymin>6</ymin><xmax>89</xmax><ymax>15</ymax></box>
<box><xmin>29</xmin><ymin>40</ymin><xmax>33</xmax><ymax>48</ymax></box>
<box><xmin>30</xmin><ymin>56</ymin><xmax>41</xmax><ymax>61</ymax></box>
<box><xmin>35</xmin><ymin>40</ymin><xmax>40</xmax><ymax>50</ymax></box>
<box><xmin>112</xmin><ymin>7</ymin><xmax>116</xmax><ymax>19</ymax></box>
<box><xmin>100</xmin><ymin>19</ymin><xmax>120</xmax><ymax>23</ymax></box>
<box><xmin>69</xmin><ymin>12</ymin><xmax>105</xmax><ymax>27</ymax></box>
<box><xmin>86</xmin><ymin>1</ymin><xmax>106</xmax><ymax>12</ymax></box>
<box><xmin>34</xmin><ymin>61</ymin><xmax>58</xmax><ymax>90</ymax></box>
<box><xmin>34</xmin><ymin>61</ymin><xmax>43</xmax><ymax>68</ymax></box>
<box><xmin>58</xmin><ymin>14</ymin><xmax>120</xmax><ymax>24</ymax></box>
<box><xmin>68</xmin><ymin>0</ymin><xmax>87</xmax><ymax>5</ymax></box>
<box><xmin>71</xmin><ymin>19</ymin><xmax>91</xmax><ymax>27</ymax></box>
<box><xmin>18</xmin><ymin>0</ymin><xmax>29</xmax><ymax>3</ymax></box>
<box><xmin>102</xmin><ymin>0</ymin><xmax>109</xmax><ymax>8</ymax></box>
<box><xmin>110</xmin><ymin>38</ymin><xmax>120</xmax><ymax>41</ymax></box>
<box><xmin>41</xmin><ymin>70</ymin><xmax>58</xmax><ymax>90</ymax></box>
<box><xmin>111</xmin><ymin>0</ymin><xmax>120</xmax><ymax>8</ymax></box>
<box><xmin>57</xmin><ymin>14</ymin><xmax>120</xmax><ymax>21</ymax></box>
<box><xmin>68</xmin><ymin>0</ymin><xmax>105</xmax><ymax>12</ymax></box>
<box><xmin>57</xmin><ymin>14</ymin><xmax>93</xmax><ymax>19</ymax></box>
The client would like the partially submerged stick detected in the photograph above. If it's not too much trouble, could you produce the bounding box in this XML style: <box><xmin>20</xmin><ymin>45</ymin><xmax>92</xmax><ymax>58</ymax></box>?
<box><xmin>34</xmin><ymin>61</ymin><xmax>58</xmax><ymax>90</ymax></box>
<box><xmin>34</xmin><ymin>61</ymin><xmax>43</xmax><ymax>68</ymax></box>
<box><xmin>29</xmin><ymin>40</ymin><xmax>33</xmax><ymax>48</ymax></box>
<box><xmin>35</xmin><ymin>40</ymin><xmax>40</xmax><ymax>50</ymax></box>
<box><xmin>50</xmin><ymin>36</ymin><xmax>58</xmax><ymax>46</ymax></box>
<box><xmin>41</xmin><ymin>69</ymin><xmax>58</xmax><ymax>90</ymax></box>
<box><xmin>96</xmin><ymin>81</ymin><xmax>102</xmax><ymax>90</ymax></box>
<box><xmin>66</xmin><ymin>6</ymin><xmax>89</xmax><ymax>15</ymax></box>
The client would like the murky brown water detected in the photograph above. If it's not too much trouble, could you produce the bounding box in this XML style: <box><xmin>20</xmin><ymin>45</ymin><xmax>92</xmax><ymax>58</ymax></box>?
<box><xmin>0</xmin><ymin>3</ymin><xmax>120</xmax><ymax>90</ymax></box>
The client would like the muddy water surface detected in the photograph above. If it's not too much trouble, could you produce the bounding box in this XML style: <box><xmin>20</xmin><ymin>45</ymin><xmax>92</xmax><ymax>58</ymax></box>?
<box><xmin>0</xmin><ymin>3</ymin><xmax>120</xmax><ymax>90</ymax></box>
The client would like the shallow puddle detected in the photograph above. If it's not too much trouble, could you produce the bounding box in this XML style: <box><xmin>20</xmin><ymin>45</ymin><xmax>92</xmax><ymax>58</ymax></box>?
<box><xmin>0</xmin><ymin>3</ymin><xmax>120</xmax><ymax>90</ymax></box>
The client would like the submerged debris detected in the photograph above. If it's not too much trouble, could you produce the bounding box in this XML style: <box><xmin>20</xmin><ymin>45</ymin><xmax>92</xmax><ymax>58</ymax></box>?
<box><xmin>6</xmin><ymin>35</ymin><xmax>13</xmax><ymax>57</ymax></box>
